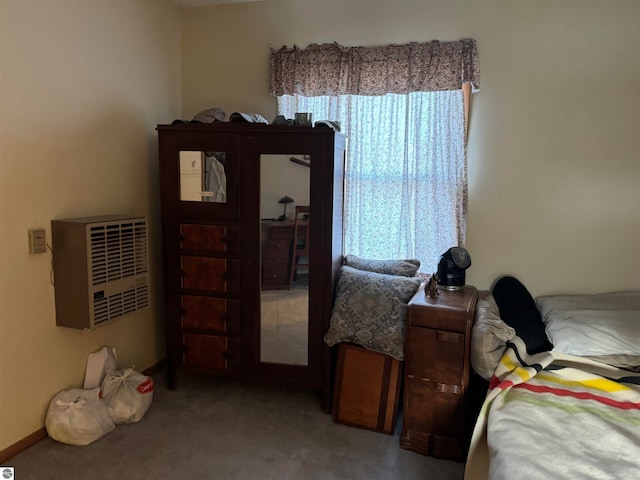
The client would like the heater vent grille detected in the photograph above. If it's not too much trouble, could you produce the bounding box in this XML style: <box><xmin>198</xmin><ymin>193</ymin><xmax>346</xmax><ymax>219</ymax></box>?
<box><xmin>89</xmin><ymin>220</ymin><xmax>148</xmax><ymax>286</ymax></box>
<box><xmin>52</xmin><ymin>215</ymin><xmax>150</xmax><ymax>330</ymax></box>
<box><xmin>93</xmin><ymin>284</ymin><xmax>150</xmax><ymax>326</ymax></box>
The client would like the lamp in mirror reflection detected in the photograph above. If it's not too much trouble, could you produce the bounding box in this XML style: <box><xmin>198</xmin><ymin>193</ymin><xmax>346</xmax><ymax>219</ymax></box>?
<box><xmin>277</xmin><ymin>195</ymin><xmax>294</xmax><ymax>221</ymax></box>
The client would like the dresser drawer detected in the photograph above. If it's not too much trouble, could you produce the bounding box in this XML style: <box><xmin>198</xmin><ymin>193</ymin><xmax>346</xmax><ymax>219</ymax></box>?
<box><xmin>180</xmin><ymin>224</ymin><xmax>240</xmax><ymax>253</ymax></box>
<box><xmin>405</xmin><ymin>326</ymin><xmax>465</xmax><ymax>385</ymax></box>
<box><xmin>262</xmin><ymin>224</ymin><xmax>293</xmax><ymax>289</ymax></box>
<box><xmin>183</xmin><ymin>333</ymin><xmax>228</xmax><ymax>371</ymax></box>
<box><xmin>164</xmin><ymin>224</ymin><xmax>240</xmax><ymax>254</ymax></box>
<box><xmin>267</xmin><ymin>228</ymin><xmax>299</xmax><ymax>244</ymax></box>
<box><xmin>180</xmin><ymin>256</ymin><xmax>241</xmax><ymax>294</ymax></box>
<box><xmin>181</xmin><ymin>295</ymin><xmax>241</xmax><ymax>333</ymax></box>
<box><xmin>263</xmin><ymin>259</ymin><xmax>289</xmax><ymax>284</ymax></box>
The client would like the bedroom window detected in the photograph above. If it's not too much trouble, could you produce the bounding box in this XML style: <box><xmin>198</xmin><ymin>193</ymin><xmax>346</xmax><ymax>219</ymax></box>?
<box><xmin>271</xmin><ymin>40</ymin><xmax>479</xmax><ymax>272</ymax></box>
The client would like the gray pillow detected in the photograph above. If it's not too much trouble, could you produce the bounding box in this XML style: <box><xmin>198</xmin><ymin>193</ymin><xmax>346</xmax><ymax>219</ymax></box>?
<box><xmin>324</xmin><ymin>265</ymin><xmax>422</xmax><ymax>360</ymax></box>
<box><xmin>343</xmin><ymin>254</ymin><xmax>420</xmax><ymax>277</ymax></box>
<box><xmin>471</xmin><ymin>293</ymin><xmax>515</xmax><ymax>380</ymax></box>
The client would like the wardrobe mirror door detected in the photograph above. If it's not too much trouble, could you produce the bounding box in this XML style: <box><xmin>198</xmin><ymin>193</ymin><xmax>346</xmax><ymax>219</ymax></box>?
<box><xmin>179</xmin><ymin>151</ymin><xmax>227</xmax><ymax>202</ymax></box>
<box><xmin>259</xmin><ymin>154</ymin><xmax>311</xmax><ymax>365</ymax></box>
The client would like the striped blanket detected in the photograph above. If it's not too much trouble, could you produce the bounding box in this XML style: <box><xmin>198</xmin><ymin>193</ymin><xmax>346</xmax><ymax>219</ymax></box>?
<box><xmin>465</xmin><ymin>337</ymin><xmax>640</xmax><ymax>480</ymax></box>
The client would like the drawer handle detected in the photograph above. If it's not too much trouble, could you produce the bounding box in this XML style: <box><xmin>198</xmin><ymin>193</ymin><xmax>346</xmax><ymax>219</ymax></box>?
<box><xmin>180</xmin><ymin>307</ymin><xmax>187</xmax><ymax>315</ymax></box>
<box><xmin>407</xmin><ymin>374</ymin><xmax>414</xmax><ymax>379</ymax></box>
<box><xmin>180</xmin><ymin>270</ymin><xmax>187</xmax><ymax>278</ymax></box>
<box><xmin>435</xmin><ymin>383</ymin><xmax>460</xmax><ymax>394</ymax></box>
<box><xmin>220</xmin><ymin>235</ymin><xmax>228</xmax><ymax>243</ymax></box>
<box><xmin>222</xmin><ymin>351</ymin><xmax>230</xmax><ymax>359</ymax></box>
<box><xmin>179</xmin><ymin>234</ymin><xmax>186</xmax><ymax>242</ymax></box>
<box><xmin>220</xmin><ymin>272</ymin><xmax>229</xmax><ymax>281</ymax></box>
<box><xmin>436</xmin><ymin>331</ymin><xmax>463</xmax><ymax>343</ymax></box>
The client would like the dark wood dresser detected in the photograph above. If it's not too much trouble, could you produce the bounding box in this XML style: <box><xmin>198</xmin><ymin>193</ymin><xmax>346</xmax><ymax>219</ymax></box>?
<box><xmin>157</xmin><ymin>123</ymin><xmax>346</xmax><ymax>410</ymax></box>
<box><xmin>262</xmin><ymin>220</ymin><xmax>308</xmax><ymax>290</ymax></box>
<box><xmin>400</xmin><ymin>284</ymin><xmax>478</xmax><ymax>461</ymax></box>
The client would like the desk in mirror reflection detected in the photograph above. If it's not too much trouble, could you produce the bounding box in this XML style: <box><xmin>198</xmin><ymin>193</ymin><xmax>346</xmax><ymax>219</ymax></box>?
<box><xmin>261</xmin><ymin>219</ymin><xmax>309</xmax><ymax>365</ymax></box>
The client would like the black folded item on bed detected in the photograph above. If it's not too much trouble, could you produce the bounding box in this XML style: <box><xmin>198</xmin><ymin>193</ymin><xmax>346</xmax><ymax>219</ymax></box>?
<box><xmin>492</xmin><ymin>276</ymin><xmax>552</xmax><ymax>355</ymax></box>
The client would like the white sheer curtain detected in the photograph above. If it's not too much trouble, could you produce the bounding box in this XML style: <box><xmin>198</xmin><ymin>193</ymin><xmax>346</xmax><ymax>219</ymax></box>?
<box><xmin>278</xmin><ymin>90</ymin><xmax>467</xmax><ymax>273</ymax></box>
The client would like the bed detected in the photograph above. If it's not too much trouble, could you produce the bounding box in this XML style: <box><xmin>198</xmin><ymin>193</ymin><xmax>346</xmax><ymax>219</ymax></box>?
<box><xmin>464</xmin><ymin>276</ymin><xmax>640</xmax><ymax>480</ymax></box>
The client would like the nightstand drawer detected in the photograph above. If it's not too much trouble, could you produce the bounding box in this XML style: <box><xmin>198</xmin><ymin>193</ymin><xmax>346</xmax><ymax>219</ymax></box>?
<box><xmin>408</xmin><ymin>286</ymin><xmax>477</xmax><ymax>332</ymax></box>
<box><xmin>408</xmin><ymin>303</ymin><xmax>469</xmax><ymax>331</ymax></box>
<box><xmin>404</xmin><ymin>380</ymin><xmax>464</xmax><ymax>434</ymax></box>
<box><xmin>405</xmin><ymin>326</ymin><xmax>465</xmax><ymax>384</ymax></box>
<box><xmin>401</xmin><ymin>381</ymin><xmax>464</xmax><ymax>460</ymax></box>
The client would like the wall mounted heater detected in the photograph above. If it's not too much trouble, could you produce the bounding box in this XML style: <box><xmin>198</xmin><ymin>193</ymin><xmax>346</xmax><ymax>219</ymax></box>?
<box><xmin>51</xmin><ymin>215</ymin><xmax>150</xmax><ymax>330</ymax></box>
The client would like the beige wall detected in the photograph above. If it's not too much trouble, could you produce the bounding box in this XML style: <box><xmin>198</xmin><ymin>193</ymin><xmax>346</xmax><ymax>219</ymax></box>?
<box><xmin>181</xmin><ymin>0</ymin><xmax>640</xmax><ymax>296</ymax></box>
<box><xmin>261</xmin><ymin>154</ymin><xmax>310</xmax><ymax>220</ymax></box>
<box><xmin>0</xmin><ymin>0</ymin><xmax>180</xmax><ymax>451</ymax></box>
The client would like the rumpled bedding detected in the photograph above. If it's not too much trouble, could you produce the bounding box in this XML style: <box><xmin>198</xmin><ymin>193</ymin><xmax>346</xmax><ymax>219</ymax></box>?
<box><xmin>465</xmin><ymin>337</ymin><xmax>640</xmax><ymax>480</ymax></box>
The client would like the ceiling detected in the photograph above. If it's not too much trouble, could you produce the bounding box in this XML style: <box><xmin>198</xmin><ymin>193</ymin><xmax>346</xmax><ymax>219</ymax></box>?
<box><xmin>169</xmin><ymin>0</ymin><xmax>264</xmax><ymax>6</ymax></box>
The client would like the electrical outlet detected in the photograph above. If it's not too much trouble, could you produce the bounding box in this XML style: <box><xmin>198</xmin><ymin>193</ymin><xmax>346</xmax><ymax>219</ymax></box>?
<box><xmin>28</xmin><ymin>228</ymin><xmax>47</xmax><ymax>254</ymax></box>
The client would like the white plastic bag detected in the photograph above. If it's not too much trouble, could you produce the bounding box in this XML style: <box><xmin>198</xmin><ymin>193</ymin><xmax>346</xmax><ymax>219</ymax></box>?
<box><xmin>101</xmin><ymin>367</ymin><xmax>154</xmax><ymax>424</ymax></box>
<box><xmin>45</xmin><ymin>387</ymin><xmax>115</xmax><ymax>446</ymax></box>
<box><xmin>83</xmin><ymin>346</ymin><xmax>118</xmax><ymax>389</ymax></box>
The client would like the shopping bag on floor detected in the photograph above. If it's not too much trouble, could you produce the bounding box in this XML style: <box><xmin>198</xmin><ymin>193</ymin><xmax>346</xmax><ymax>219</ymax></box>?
<box><xmin>45</xmin><ymin>387</ymin><xmax>115</xmax><ymax>446</ymax></box>
<box><xmin>101</xmin><ymin>367</ymin><xmax>154</xmax><ymax>424</ymax></box>
<box><xmin>83</xmin><ymin>346</ymin><xmax>118</xmax><ymax>389</ymax></box>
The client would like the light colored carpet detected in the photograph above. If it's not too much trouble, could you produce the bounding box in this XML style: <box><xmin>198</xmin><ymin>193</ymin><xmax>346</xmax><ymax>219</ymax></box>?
<box><xmin>7</xmin><ymin>371</ymin><xmax>465</xmax><ymax>480</ymax></box>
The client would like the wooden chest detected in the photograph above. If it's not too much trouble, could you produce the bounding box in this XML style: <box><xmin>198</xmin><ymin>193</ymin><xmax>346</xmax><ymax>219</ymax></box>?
<box><xmin>332</xmin><ymin>343</ymin><xmax>403</xmax><ymax>434</ymax></box>
<box><xmin>400</xmin><ymin>285</ymin><xmax>478</xmax><ymax>461</ymax></box>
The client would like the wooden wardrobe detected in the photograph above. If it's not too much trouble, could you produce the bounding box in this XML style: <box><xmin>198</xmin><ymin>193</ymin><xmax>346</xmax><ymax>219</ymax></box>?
<box><xmin>157</xmin><ymin>122</ymin><xmax>346</xmax><ymax>409</ymax></box>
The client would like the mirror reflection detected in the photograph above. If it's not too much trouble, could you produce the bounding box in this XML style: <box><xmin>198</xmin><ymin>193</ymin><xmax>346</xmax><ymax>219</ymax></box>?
<box><xmin>179</xmin><ymin>151</ymin><xmax>227</xmax><ymax>202</ymax></box>
<box><xmin>260</xmin><ymin>154</ymin><xmax>311</xmax><ymax>365</ymax></box>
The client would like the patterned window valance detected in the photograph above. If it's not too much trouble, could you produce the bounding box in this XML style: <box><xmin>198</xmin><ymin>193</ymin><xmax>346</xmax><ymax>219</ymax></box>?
<box><xmin>270</xmin><ymin>39</ymin><xmax>479</xmax><ymax>97</ymax></box>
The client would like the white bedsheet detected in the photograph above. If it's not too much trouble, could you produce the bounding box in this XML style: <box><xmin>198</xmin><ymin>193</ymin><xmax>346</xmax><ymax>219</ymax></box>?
<box><xmin>465</xmin><ymin>337</ymin><xmax>640</xmax><ymax>480</ymax></box>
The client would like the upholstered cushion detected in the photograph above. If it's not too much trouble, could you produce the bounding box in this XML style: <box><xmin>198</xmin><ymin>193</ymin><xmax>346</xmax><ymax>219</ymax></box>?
<box><xmin>324</xmin><ymin>266</ymin><xmax>422</xmax><ymax>360</ymax></box>
<box><xmin>492</xmin><ymin>276</ymin><xmax>552</xmax><ymax>355</ymax></box>
<box><xmin>343</xmin><ymin>254</ymin><xmax>420</xmax><ymax>277</ymax></box>
<box><xmin>471</xmin><ymin>293</ymin><xmax>516</xmax><ymax>380</ymax></box>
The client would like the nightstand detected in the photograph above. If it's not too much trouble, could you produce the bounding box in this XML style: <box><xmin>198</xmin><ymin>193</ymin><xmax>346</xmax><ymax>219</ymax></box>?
<box><xmin>400</xmin><ymin>284</ymin><xmax>478</xmax><ymax>461</ymax></box>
